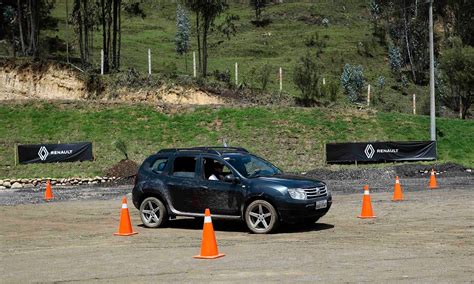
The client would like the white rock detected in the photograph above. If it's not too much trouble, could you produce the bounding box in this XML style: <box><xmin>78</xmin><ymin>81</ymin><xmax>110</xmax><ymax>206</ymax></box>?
<box><xmin>467</xmin><ymin>169</ymin><xmax>472</xmax><ymax>173</ymax></box>
<box><xmin>3</xmin><ymin>182</ymin><xmax>11</xmax><ymax>188</ymax></box>
<box><xmin>0</xmin><ymin>186</ymin><xmax>5</xmax><ymax>189</ymax></box>
<box><xmin>11</xmin><ymin>182</ymin><xmax>23</xmax><ymax>189</ymax></box>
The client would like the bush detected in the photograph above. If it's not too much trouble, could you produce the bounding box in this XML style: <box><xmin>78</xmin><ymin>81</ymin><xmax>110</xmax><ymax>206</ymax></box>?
<box><xmin>293</xmin><ymin>52</ymin><xmax>321</xmax><ymax>105</ymax></box>
<box><xmin>304</xmin><ymin>32</ymin><xmax>326</xmax><ymax>57</ymax></box>
<box><xmin>124</xmin><ymin>2</ymin><xmax>146</xmax><ymax>18</ymax></box>
<box><xmin>340</xmin><ymin>64</ymin><xmax>365</xmax><ymax>102</ymax></box>
<box><xmin>388</xmin><ymin>46</ymin><xmax>402</xmax><ymax>75</ymax></box>
<box><xmin>213</xmin><ymin>69</ymin><xmax>231</xmax><ymax>84</ymax></box>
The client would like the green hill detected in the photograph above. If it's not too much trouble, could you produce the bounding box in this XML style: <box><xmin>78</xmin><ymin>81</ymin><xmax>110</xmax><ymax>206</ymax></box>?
<box><xmin>0</xmin><ymin>102</ymin><xmax>472</xmax><ymax>178</ymax></box>
<box><xmin>39</xmin><ymin>0</ymin><xmax>429</xmax><ymax>111</ymax></box>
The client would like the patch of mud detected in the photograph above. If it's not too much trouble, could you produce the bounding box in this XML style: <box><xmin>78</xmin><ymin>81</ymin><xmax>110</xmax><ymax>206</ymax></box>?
<box><xmin>105</xmin><ymin>159</ymin><xmax>139</xmax><ymax>178</ymax></box>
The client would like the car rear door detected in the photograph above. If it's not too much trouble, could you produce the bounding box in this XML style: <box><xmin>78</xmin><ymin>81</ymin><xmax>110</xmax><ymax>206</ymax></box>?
<box><xmin>167</xmin><ymin>155</ymin><xmax>204</xmax><ymax>214</ymax></box>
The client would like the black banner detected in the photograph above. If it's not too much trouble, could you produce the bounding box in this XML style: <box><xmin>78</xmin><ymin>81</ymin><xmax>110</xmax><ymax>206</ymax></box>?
<box><xmin>326</xmin><ymin>141</ymin><xmax>436</xmax><ymax>163</ymax></box>
<box><xmin>18</xmin><ymin>142</ymin><xmax>93</xmax><ymax>164</ymax></box>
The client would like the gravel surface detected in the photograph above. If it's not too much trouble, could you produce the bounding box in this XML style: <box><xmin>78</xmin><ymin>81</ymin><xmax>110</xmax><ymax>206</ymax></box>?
<box><xmin>1</xmin><ymin>189</ymin><xmax>473</xmax><ymax>282</ymax></box>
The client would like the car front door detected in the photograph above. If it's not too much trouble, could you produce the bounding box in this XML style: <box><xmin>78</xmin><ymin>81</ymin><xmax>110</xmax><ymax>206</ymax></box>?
<box><xmin>199</xmin><ymin>157</ymin><xmax>244</xmax><ymax>216</ymax></box>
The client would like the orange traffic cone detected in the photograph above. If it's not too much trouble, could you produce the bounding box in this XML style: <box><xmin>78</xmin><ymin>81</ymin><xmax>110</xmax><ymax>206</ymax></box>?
<box><xmin>114</xmin><ymin>196</ymin><xmax>138</xmax><ymax>236</ymax></box>
<box><xmin>193</xmin><ymin>208</ymin><xmax>225</xmax><ymax>259</ymax></box>
<box><xmin>429</xmin><ymin>169</ymin><xmax>438</xmax><ymax>189</ymax></box>
<box><xmin>44</xmin><ymin>180</ymin><xmax>53</xmax><ymax>201</ymax></box>
<box><xmin>393</xmin><ymin>176</ymin><xmax>404</xmax><ymax>201</ymax></box>
<box><xmin>358</xmin><ymin>185</ymin><xmax>376</xmax><ymax>219</ymax></box>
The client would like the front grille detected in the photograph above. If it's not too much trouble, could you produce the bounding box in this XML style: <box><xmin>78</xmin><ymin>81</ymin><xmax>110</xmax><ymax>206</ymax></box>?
<box><xmin>304</xmin><ymin>186</ymin><xmax>327</xmax><ymax>199</ymax></box>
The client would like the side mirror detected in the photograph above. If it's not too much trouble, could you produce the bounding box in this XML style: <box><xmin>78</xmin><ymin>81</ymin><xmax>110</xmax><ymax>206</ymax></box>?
<box><xmin>224</xmin><ymin>174</ymin><xmax>239</xmax><ymax>183</ymax></box>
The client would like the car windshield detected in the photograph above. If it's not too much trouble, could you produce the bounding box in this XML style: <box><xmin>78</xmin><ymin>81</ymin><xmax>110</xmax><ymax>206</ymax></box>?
<box><xmin>223</xmin><ymin>154</ymin><xmax>282</xmax><ymax>178</ymax></box>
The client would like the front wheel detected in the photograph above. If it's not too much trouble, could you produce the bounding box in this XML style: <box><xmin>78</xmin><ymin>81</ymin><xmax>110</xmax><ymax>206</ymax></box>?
<box><xmin>139</xmin><ymin>197</ymin><xmax>168</xmax><ymax>228</ymax></box>
<box><xmin>245</xmin><ymin>200</ymin><xmax>280</xmax><ymax>234</ymax></box>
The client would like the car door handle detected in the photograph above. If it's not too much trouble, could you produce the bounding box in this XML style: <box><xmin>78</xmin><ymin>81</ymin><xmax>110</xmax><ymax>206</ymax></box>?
<box><xmin>199</xmin><ymin>185</ymin><xmax>209</xmax><ymax>190</ymax></box>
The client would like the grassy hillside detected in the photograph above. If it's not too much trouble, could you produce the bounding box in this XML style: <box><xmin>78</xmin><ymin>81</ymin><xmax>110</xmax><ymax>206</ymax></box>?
<box><xmin>38</xmin><ymin>0</ymin><xmax>428</xmax><ymax>110</ymax></box>
<box><xmin>0</xmin><ymin>102</ymin><xmax>472</xmax><ymax>178</ymax></box>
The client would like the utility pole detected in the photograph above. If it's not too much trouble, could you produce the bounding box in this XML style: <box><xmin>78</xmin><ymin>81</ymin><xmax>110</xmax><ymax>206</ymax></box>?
<box><xmin>428</xmin><ymin>0</ymin><xmax>436</xmax><ymax>141</ymax></box>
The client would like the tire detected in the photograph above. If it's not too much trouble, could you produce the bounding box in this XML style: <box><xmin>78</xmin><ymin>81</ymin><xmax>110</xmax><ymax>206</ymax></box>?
<box><xmin>139</xmin><ymin>197</ymin><xmax>168</xmax><ymax>228</ymax></box>
<box><xmin>244</xmin><ymin>200</ymin><xmax>280</xmax><ymax>234</ymax></box>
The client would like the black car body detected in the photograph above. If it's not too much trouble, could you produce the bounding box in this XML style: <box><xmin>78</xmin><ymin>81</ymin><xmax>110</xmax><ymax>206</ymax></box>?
<box><xmin>132</xmin><ymin>147</ymin><xmax>332</xmax><ymax>233</ymax></box>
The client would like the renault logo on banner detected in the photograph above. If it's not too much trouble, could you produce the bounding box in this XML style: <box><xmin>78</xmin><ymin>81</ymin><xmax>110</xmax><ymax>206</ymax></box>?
<box><xmin>38</xmin><ymin>146</ymin><xmax>49</xmax><ymax>161</ymax></box>
<box><xmin>364</xmin><ymin>144</ymin><xmax>375</xmax><ymax>159</ymax></box>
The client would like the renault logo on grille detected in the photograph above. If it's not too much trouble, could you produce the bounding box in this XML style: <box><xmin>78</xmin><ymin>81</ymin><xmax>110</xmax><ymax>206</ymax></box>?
<box><xmin>38</xmin><ymin>146</ymin><xmax>49</xmax><ymax>161</ymax></box>
<box><xmin>364</xmin><ymin>144</ymin><xmax>375</xmax><ymax>159</ymax></box>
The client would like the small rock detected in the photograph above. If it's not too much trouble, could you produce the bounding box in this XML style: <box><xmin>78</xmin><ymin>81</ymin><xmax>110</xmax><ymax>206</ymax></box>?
<box><xmin>92</xmin><ymin>181</ymin><xmax>98</xmax><ymax>184</ymax></box>
<box><xmin>101</xmin><ymin>179</ymin><xmax>106</xmax><ymax>183</ymax></box>
<box><xmin>3</xmin><ymin>182</ymin><xmax>11</xmax><ymax>188</ymax></box>
<box><xmin>20</xmin><ymin>178</ymin><xmax>28</xmax><ymax>183</ymax></box>
<box><xmin>467</xmin><ymin>169</ymin><xmax>472</xmax><ymax>173</ymax></box>
<box><xmin>11</xmin><ymin>182</ymin><xmax>23</xmax><ymax>189</ymax></box>
<box><xmin>0</xmin><ymin>186</ymin><xmax>5</xmax><ymax>189</ymax></box>
<box><xmin>0</xmin><ymin>179</ymin><xmax>3</xmax><ymax>184</ymax></box>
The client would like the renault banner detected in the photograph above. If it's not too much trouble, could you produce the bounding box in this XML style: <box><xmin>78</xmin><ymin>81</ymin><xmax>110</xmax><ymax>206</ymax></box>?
<box><xmin>326</xmin><ymin>141</ymin><xmax>436</xmax><ymax>163</ymax></box>
<box><xmin>18</xmin><ymin>142</ymin><xmax>93</xmax><ymax>164</ymax></box>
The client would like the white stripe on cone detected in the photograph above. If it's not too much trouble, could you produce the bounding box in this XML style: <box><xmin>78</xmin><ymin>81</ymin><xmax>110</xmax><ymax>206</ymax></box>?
<box><xmin>364</xmin><ymin>190</ymin><xmax>370</xmax><ymax>195</ymax></box>
<box><xmin>204</xmin><ymin>216</ymin><xmax>212</xmax><ymax>223</ymax></box>
<box><xmin>122</xmin><ymin>204</ymin><xmax>128</xmax><ymax>209</ymax></box>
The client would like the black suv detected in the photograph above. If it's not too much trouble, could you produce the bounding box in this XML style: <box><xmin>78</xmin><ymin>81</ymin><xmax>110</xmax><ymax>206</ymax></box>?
<box><xmin>132</xmin><ymin>147</ymin><xmax>332</xmax><ymax>234</ymax></box>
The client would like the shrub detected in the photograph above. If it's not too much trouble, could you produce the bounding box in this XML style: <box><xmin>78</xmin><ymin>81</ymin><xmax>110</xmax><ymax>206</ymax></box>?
<box><xmin>112</xmin><ymin>139</ymin><xmax>128</xmax><ymax>160</ymax></box>
<box><xmin>293</xmin><ymin>52</ymin><xmax>321</xmax><ymax>105</ymax></box>
<box><xmin>213</xmin><ymin>69</ymin><xmax>231</xmax><ymax>84</ymax></box>
<box><xmin>388</xmin><ymin>46</ymin><xmax>402</xmax><ymax>75</ymax></box>
<box><xmin>304</xmin><ymin>32</ymin><xmax>326</xmax><ymax>57</ymax></box>
<box><xmin>340</xmin><ymin>64</ymin><xmax>365</xmax><ymax>102</ymax></box>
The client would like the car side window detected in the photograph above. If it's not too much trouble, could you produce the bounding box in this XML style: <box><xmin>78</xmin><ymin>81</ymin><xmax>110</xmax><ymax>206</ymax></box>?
<box><xmin>203</xmin><ymin>158</ymin><xmax>232</xmax><ymax>182</ymax></box>
<box><xmin>172</xmin><ymin>156</ymin><xmax>197</xmax><ymax>178</ymax></box>
<box><xmin>151</xmin><ymin>158</ymin><xmax>168</xmax><ymax>174</ymax></box>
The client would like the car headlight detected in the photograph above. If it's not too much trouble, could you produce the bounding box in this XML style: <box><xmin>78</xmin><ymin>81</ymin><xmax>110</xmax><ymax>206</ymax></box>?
<box><xmin>288</xmin><ymin>188</ymin><xmax>307</xmax><ymax>200</ymax></box>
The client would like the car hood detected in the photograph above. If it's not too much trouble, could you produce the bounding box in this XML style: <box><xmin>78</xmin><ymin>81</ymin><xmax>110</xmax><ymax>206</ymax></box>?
<box><xmin>252</xmin><ymin>174</ymin><xmax>325</xmax><ymax>189</ymax></box>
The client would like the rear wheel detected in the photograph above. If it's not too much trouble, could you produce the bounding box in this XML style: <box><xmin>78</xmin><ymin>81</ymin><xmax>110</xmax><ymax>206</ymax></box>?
<box><xmin>245</xmin><ymin>200</ymin><xmax>279</xmax><ymax>234</ymax></box>
<box><xmin>140</xmin><ymin>197</ymin><xmax>168</xmax><ymax>228</ymax></box>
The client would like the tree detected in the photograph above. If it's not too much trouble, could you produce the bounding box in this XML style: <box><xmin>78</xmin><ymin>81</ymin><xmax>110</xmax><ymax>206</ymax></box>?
<box><xmin>440</xmin><ymin>40</ymin><xmax>474</xmax><ymax>119</ymax></box>
<box><xmin>340</xmin><ymin>64</ymin><xmax>365</xmax><ymax>102</ymax></box>
<box><xmin>99</xmin><ymin>0</ymin><xmax>121</xmax><ymax>73</ymax></box>
<box><xmin>250</xmin><ymin>0</ymin><xmax>268</xmax><ymax>22</ymax></box>
<box><xmin>388</xmin><ymin>45</ymin><xmax>402</xmax><ymax>76</ymax></box>
<box><xmin>185</xmin><ymin>0</ymin><xmax>228</xmax><ymax>77</ymax></box>
<box><xmin>175</xmin><ymin>4</ymin><xmax>190</xmax><ymax>71</ymax></box>
<box><xmin>0</xmin><ymin>0</ymin><xmax>56</xmax><ymax>58</ymax></box>
<box><xmin>293</xmin><ymin>52</ymin><xmax>321</xmax><ymax>105</ymax></box>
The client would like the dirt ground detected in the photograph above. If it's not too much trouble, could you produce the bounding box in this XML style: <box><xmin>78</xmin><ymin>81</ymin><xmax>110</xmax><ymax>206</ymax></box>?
<box><xmin>1</xmin><ymin>185</ymin><xmax>473</xmax><ymax>283</ymax></box>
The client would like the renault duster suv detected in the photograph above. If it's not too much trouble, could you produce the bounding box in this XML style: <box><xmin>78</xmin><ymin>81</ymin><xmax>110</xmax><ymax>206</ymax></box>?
<box><xmin>132</xmin><ymin>147</ymin><xmax>331</xmax><ymax>234</ymax></box>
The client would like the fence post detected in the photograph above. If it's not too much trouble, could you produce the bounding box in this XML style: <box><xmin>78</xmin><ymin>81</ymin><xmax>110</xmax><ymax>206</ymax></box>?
<box><xmin>459</xmin><ymin>96</ymin><xmax>462</xmax><ymax>119</ymax></box>
<box><xmin>235</xmin><ymin>62</ymin><xmax>238</xmax><ymax>85</ymax></box>
<box><xmin>193</xmin><ymin>51</ymin><xmax>197</xmax><ymax>77</ymax></box>
<box><xmin>100</xmin><ymin>49</ymin><xmax>104</xmax><ymax>75</ymax></box>
<box><xmin>279</xmin><ymin>67</ymin><xmax>283</xmax><ymax>92</ymax></box>
<box><xmin>14</xmin><ymin>143</ymin><xmax>17</xmax><ymax>167</ymax></box>
<box><xmin>148</xmin><ymin>49</ymin><xmax>151</xmax><ymax>75</ymax></box>
<box><xmin>413</xmin><ymin>94</ymin><xmax>416</xmax><ymax>115</ymax></box>
<box><xmin>367</xmin><ymin>84</ymin><xmax>371</xmax><ymax>106</ymax></box>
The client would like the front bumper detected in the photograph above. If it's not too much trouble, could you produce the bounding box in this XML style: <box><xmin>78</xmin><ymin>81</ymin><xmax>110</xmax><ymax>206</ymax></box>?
<box><xmin>277</xmin><ymin>195</ymin><xmax>332</xmax><ymax>223</ymax></box>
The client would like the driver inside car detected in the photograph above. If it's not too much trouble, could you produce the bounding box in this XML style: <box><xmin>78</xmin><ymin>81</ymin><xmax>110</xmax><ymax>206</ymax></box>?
<box><xmin>209</xmin><ymin>162</ymin><xmax>224</xmax><ymax>181</ymax></box>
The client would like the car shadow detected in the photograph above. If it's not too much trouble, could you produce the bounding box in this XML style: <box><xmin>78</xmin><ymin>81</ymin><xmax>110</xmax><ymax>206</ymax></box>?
<box><xmin>139</xmin><ymin>218</ymin><xmax>335</xmax><ymax>234</ymax></box>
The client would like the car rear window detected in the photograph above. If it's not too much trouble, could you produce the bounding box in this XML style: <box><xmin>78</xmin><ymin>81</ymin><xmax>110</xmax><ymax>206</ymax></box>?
<box><xmin>151</xmin><ymin>158</ymin><xmax>168</xmax><ymax>174</ymax></box>
<box><xmin>172</xmin><ymin>156</ymin><xmax>197</xmax><ymax>178</ymax></box>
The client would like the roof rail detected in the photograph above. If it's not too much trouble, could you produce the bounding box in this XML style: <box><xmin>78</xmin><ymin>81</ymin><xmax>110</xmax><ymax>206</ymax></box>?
<box><xmin>157</xmin><ymin>146</ymin><xmax>249</xmax><ymax>155</ymax></box>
